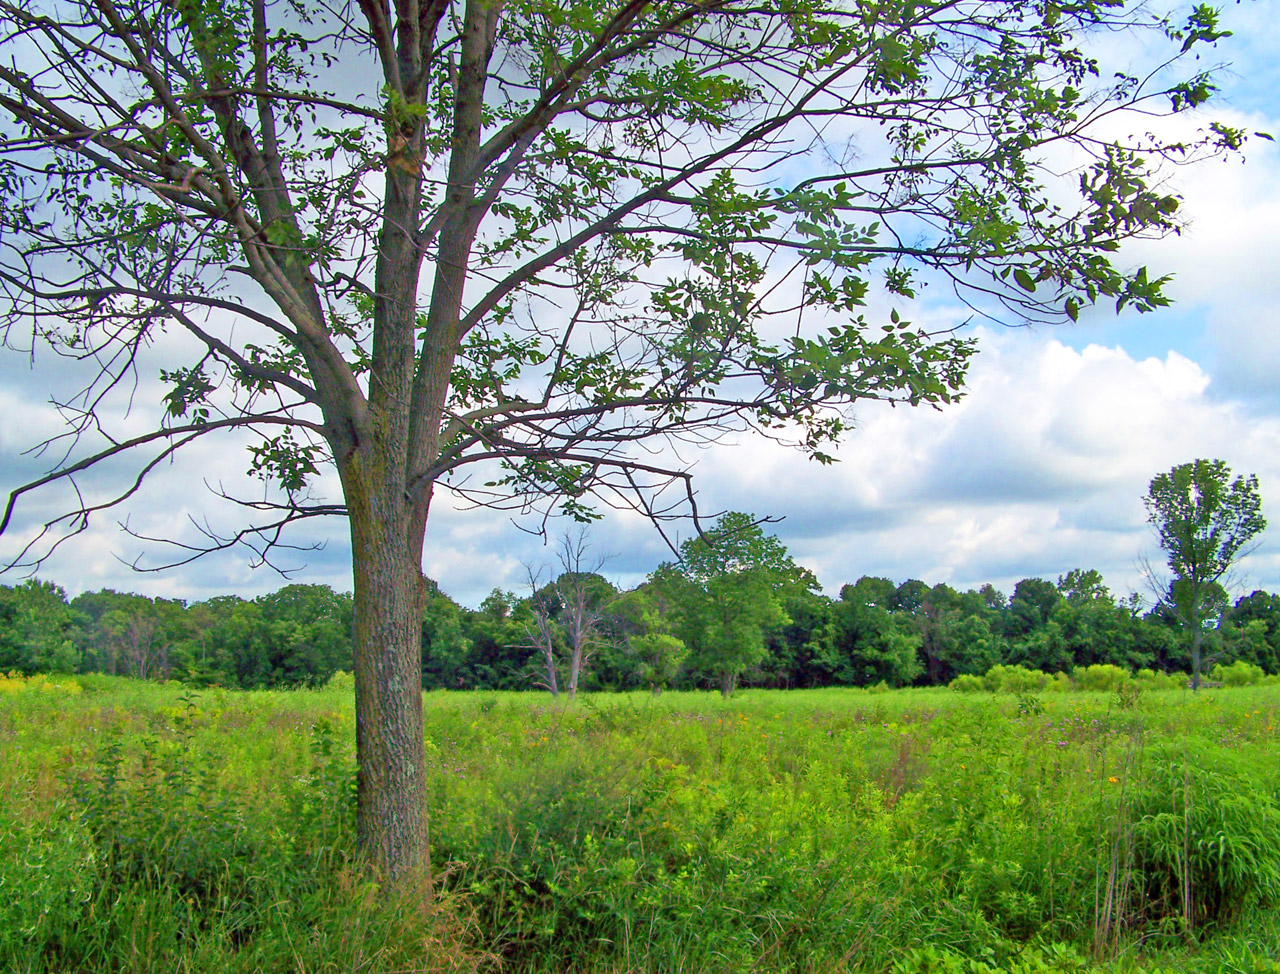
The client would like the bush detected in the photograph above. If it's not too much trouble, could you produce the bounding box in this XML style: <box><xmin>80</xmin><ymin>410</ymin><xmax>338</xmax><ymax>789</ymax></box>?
<box><xmin>325</xmin><ymin>669</ymin><xmax>355</xmax><ymax>691</ymax></box>
<box><xmin>1212</xmin><ymin>661</ymin><xmax>1266</xmax><ymax>687</ymax></box>
<box><xmin>949</xmin><ymin>674</ymin><xmax>985</xmax><ymax>693</ymax></box>
<box><xmin>1072</xmin><ymin>664</ymin><xmax>1130</xmax><ymax>692</ymax></box>
<box><xmin>1047</xmin><ymin>671</ymin><xmax>1074</xmax><ymax>693</ymax></box>
<box><xmin>983</xmin><ymin>665</ymin><xmax>1050</xmax><ymax>693</ymax></box>
<box><xmin>1134</xmin><ymin>668</ymin><xmax>1185</xmax><ymax>691</ymax></box>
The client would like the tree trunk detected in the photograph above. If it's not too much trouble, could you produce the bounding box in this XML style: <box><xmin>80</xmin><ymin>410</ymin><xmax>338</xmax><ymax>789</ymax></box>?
<box><xmin>1190</xmin><ymin>628</ymin><xmax>1203</xmax><ymax>691</ymax></box>
<box><xmin>719</xmin><ymin>671</ymin><xmax>736</xmax><ymax>698</ymax></box>
<box><xmin>543</xmin><ymin>638</ymin><xmax>560</xmax><ymax>698</ymax></box>
<box><xmin>567</xmin><ymin>646</ymin><xmax>581</xmax><ymax>701</ymax></box>
<box><xmin>348</xmin><ymin>484</ymin><xmax>429</xmax><ymax>881</ymax></box>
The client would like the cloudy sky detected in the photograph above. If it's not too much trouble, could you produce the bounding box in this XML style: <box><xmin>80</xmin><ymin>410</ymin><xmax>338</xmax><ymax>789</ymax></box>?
<box><xmin>2</xmin><ymin>1</ymin><xmax>1279</xmax><ymax>608</ymax></box>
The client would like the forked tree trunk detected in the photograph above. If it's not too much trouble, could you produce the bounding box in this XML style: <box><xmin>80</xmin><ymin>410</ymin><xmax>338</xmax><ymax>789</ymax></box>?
<box><xmin>347</xmin><ymin>477</ymin><xmax>429</xmax><ymax>880</ymax></box>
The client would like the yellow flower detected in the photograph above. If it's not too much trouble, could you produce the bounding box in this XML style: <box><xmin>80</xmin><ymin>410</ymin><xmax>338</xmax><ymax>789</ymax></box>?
<box><xmin>1108</xmin><ymin>776</ymin><xmax>1119</xmax><ymax>784</ymax></box>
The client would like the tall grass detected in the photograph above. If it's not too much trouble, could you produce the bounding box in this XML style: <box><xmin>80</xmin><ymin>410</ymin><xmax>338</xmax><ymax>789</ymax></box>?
<box><xmin>0</xmin><ymin>674</ymin><xmax>487</xmax><ymax>974</ymax></box>
<box><xmin>3</xmin><ymin>675</ymin><xmax>1280</xmax><ymax>972</ymax></box>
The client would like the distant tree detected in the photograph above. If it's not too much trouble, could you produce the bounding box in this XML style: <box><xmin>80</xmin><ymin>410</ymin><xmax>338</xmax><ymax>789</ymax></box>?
<box><xmin>420</xmin><ymin>581</ymin><xmax>471</xmax><ymax>689</ymax></box>
<box><xmin>0</xmin><ymin>580</ymin><xmax>80</xmax><ymax>673</ymax></box>
<box><xmin>102</xmin><ymin>605</ymin><xmax>166</xmax><ymax>680</ymax></box>
<box><xmin>661</xmin><ymin>513</ymin><xmax>815</xmax><ymax>696</ymax></box>
<box><xmin>1145</xmin><ymin>459</ymin><xmax>1267</xmax><ymax>689</ymax></box>
<box><xmin>761</xmin><ymin>588</ymin><xmax>833</xmax><ymax>688</ymax></box>
<box><xmin>938</xmin><ymin>614</ymin><xmax>1001</xmax><ymax>678</ymax></box>
<box><xmin>520</xmin><ymin>568</ymin><xmax>564</xmax><ymax>699</ymax></box>
<box><xmin>627</xmin><ymin>633</ymin><xmax>688</xmax><ymax>695</ymax></box>
<box><xmin>548</xmin><ymin>534</ymin><xmax>617</xmax><ymax>701</ymax></box>
<box><xmin>71</xmin><ymin>589</ymin><xmax>193</xmax><ymax>679</ymax></box>
<box><xmin>1050</xmin><ymin>593</ymin><xmax>1138</xmax><ymax>670</ymax></box>
<box><xmin>978</xmin><ymin>585</ymin><xmax>1009</xmax><ymax>614</ymax></box>
<box><xmin>821</xmin><ymin>582</ymin><xmax>923</xmax><ymax>687</ymax></box>
<box><xmin>463</xmin><ymin>591</ymin><xmax>530</xmax><ymax>690</ymax></box>
<box><xmin>1008</xmin><ymin>618</ymin><xmax>1071</xmax><ymax>673</ymax></box>
<box><xmin>892</xmin><ymin>579</ymin><xmax>932</xmax><ymax>616</ymax></box>
<box><xmin>255</xmin><ymin>584</ymin><xmax>354</xmax><ymax>685</ymax></box>
<box><xmin>1057</xmin><ymin>568</ymin><xmax>1110</xmax><ymax>604</ymax></box>
<box><xmin>1004</xmin><ymin>578</ymin><xmax>1062</xmax><ymax>639</ymax></box>
<box><xmin>594</xmin><ymin>583</ymin><xmax>687</xmax><ymax>691</ymax></box>
<box><xmin>916</xmin><ymin>582</ymin><xmax>961</xmax><ymax>684</ymax></box>
<box><xmin>1230</xmin><ymin>591</ymin><xmax>1280</xmax><ymax>673</ymax></box>
<box><xmin>841</xmin><ymin>578</ymin><xmax>898</xmax><ymax>610</ymax></box>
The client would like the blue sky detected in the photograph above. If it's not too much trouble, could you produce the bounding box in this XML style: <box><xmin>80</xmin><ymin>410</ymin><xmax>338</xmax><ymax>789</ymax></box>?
<box><xmin>2</xmin><ymin>1</ymin><xmax>1279</xmax><ymax>608</ymax></box>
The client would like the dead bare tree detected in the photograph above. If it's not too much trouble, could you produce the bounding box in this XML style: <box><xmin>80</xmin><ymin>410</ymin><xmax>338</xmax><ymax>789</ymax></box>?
<box><xmin>551</xmin><ymin>532</ymin><xmax>614</xmax><ymax>701</ymax></box>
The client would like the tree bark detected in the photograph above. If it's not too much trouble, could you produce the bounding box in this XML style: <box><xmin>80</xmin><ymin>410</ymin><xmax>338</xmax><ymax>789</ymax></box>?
<box><xmin>346</xmin><ymin>468</ymin><xmax>429</xmax><ymax>880</ymax></box>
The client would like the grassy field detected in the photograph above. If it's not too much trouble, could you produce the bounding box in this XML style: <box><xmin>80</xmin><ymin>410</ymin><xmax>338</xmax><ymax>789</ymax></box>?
<box><xmin>3</xmin><ymin>674</ymin><xmax>1280</xmax><ymax>973</ymax></box>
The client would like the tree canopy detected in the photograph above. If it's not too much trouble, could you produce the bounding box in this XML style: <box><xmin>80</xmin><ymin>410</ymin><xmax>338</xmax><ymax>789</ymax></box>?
<box><xmin>1145</xmin><ymin>459</ymin><xmax>1267</xmax><ymax>687</ymax></box>
<box><xmin>657</xmin><ymin>511</ymin><xmax>817</xmax><ymax>695</ymax></box>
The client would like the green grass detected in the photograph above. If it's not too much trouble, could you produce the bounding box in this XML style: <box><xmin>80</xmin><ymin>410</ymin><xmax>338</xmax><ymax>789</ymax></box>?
<box><xmin>3</xmin><ymin>676</ymin><xmax>1280</xmax><ymax>972</ymax></box>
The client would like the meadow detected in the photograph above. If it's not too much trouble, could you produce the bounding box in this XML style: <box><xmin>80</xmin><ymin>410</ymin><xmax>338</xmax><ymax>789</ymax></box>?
<box><xmin>3</xmin><ymin>674</ymin><xmax>1280</xmax><ymax>973</ymax></box>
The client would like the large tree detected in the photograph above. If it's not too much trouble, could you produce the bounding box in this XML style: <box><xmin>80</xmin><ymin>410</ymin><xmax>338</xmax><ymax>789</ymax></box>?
<box><xmin>1145</xmin><ymin>459</ymin><xmax>1267</xmax><ymax>689</ymax></box>
<box><xmin>0</xmin><ymin>0</ymin><xmax>1243</xmax><ymax>876</ymax></box>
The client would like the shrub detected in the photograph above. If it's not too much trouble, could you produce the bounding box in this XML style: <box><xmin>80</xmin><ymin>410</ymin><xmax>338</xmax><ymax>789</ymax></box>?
<box><xmin>1047</xmin><ymin>671</ymin><xmax>1074</xmax><ymax>693</ymax></box>
<box><xmin>1212</xmin><ymin>661</ymin><xmax>1266</xmax><ymax>687</ymax></box>
<box><xmin>1072</xmin><ymin>664</ymin><xmax>1130</xmax><ymax>692</ymax></box>
<box><xmin>325</xmin><ymin>669</ymin><xmax>355</xmax><ymax>691</ymax></box>
<box><xmin>0</xmin><ymin>672</ymin><xmax>82</xmax><ymax>696</ymax></box>
<box><xmin>950</xmin><ymin>674</ymin><xmax>985</xmax><ymax>693</ymax></box>
<box><xmin>983</xmin><ymin>665</ymin><xmax>1050</xmax><ymax>693</ymax></box>
<box><xmin>1133</xmin><ymin>669</ymin><xmax>1185</xmax><ymax>691</ymax></box>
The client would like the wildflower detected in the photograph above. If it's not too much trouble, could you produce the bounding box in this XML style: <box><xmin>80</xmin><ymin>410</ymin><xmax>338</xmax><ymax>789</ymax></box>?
<box><xmin>1108</xmin><ymin>776</ymin><xmax>1119</xmax><ymax>784</ymax></box>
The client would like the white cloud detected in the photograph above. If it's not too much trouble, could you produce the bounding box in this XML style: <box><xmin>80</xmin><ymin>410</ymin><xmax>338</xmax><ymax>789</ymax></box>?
<box><xmin>680</xmin><ymin>329</ymin><xmax>1280</xmax><ymax>600</ymax></box>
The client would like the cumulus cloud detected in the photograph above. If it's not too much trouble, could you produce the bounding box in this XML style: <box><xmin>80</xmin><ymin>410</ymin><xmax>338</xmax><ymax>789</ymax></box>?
<box><xmin>5</xmin><ymin>324</ymin><xmax>1278</xmax><ymax>607</ymax></box>
<box><xmin>683</xmin><ymin>329</ymin><xmax>1280</xmax><ymax>600</ymax></box>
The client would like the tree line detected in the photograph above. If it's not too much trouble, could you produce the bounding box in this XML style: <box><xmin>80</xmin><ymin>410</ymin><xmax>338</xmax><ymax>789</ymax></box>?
<box><xmin>5</xmin><ymin>521</ymin><xmax>1278</xmax><ymax>693</ymax></box>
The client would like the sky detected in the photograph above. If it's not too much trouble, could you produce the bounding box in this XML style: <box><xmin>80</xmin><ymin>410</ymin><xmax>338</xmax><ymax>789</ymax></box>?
<box><xmin>2</xmin><ymin>1</ymin><xmax>1279</xmax><ymax>608</ymax></box>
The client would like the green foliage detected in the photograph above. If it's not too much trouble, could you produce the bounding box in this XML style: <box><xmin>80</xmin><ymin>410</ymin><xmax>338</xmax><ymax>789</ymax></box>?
<box><xmin>0</xmin><ymin>580</ymin><xmax>81</xmax><ymax>674</ymax></box>
<box><xmin>3</xmin><ymin>556</ymin><xmax>1268</xmax><ymax>699</ymax></box>
<box><xmin>1147</xmin><ymin>461</ymin><xmax>1267</xmax><ymax>586</ymax></box>
<box><xmin>1130</xmin><ymin>742</ymin><xmax>1280</xmax><ymax>928</ymax></box>
<box><xmin>658</xmin><ymin>513</ymin><xmax>814</xmax><ymax>694</ymax></box>
<box><xmin>1146</xmin><ymin>460</ymin><xmax>1268</xmax><ymax>687</ymax></box>
<box><xmin>1212</xmin><ymin>660</ymin><xmax>1267</xmax><ymax>687</ymax></box>
<box><xmin>1135</xmin><ymin>668</ymin><xmax>1188</xmax><ymax>691</ymax></box>
<box><xmin>0</xmin><ymin>681</ymin><xmax>484</xmax><ymax>973</ymax></box>
<box><xmin>1072</xmin><ymin>664</ymin><xmax>1131</xmax><ymax>692</ymax></box>
<box><xmin>983</xmin><ymin>664</ymin><xmax>1051</xmax><ymax>693</ymax></box>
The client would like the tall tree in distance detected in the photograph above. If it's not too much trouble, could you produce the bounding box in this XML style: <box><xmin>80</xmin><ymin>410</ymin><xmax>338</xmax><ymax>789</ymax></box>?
<box><xmin>659</xmin><ymin>512</ymin><xmax>815</xmax><ymax>695</ymax></box>
<box><xmin>1145</xmin><ymin>459</ymin><xmax>1267</xmax><ymax>689</ymax></box>
<box><xmin>0</xmin><ymin>0</ymin><xmax>1247</xmax><ymax>878</ymax></box>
